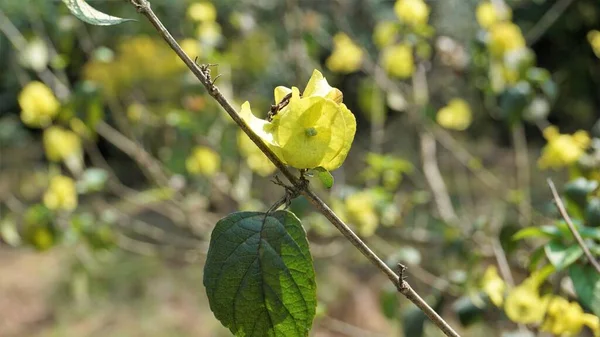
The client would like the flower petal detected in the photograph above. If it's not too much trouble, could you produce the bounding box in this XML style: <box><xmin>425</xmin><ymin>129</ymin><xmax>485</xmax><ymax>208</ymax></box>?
<box><xmin>274</xmin><ymin>86</ymin><xmax>292</xmax><ymax>105</ymax></box>
<box><xmin>278</xmin><ymin>89</ymin><xmax>336</xmax><ymax>169</ymax></box>
<box><xmin>303</xmin><ymin>69</ymin><xmax>343</xmax><ymax>103</ymax></box>
<box><xmin>320</xmin><ymin>103</ymin><xmax>356</xmax><ymax>171</ymax></box>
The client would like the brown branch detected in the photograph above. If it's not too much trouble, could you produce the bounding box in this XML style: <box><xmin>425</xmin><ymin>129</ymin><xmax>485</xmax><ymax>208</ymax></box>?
<box><xmin>125</xmin><ymin>1</ymin><xmax>461</xmax><ymax>335</ymax></box>
<box><xmin>548</xmin><ymin>179</ymin><xmax>600</xmax><ymax>274</ymax></box>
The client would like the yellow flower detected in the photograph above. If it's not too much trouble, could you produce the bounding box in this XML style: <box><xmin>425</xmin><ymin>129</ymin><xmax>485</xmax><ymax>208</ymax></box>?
<box><xmin>538</xmin><ymin>126</ymin><xmax>590</xmax><ymax>170</ymax></box>
<box><xmin>187</xmin><ymin>2</ymin><xmax>217</xmax><ymax>22</ymax></box>
<box><xmin>504</xmin><ymin>282</ymin><xmax>549</xmax><ymax>324</ymax></box>
<box><xmin>541</xmin><ymin>296</ymin><xmax>600</xmax><ymax>337</ymax></box>
<box><xmin>373</xmin><ymin>21</ymin><xmax>398</xmax><ymax>48</ymax></box>
<box><xmin>326</xmin><ymin>33</ymin><xmax>363</xmax><ymax>74</ymax></box>
<box><xmin>382</xmin><ymin>44</ymin><xmax>415</xmax><ymax>79</ymax></box>
<box><xmin>127</xmin><ymin>103</ymin><xmax>144</xmax><ymax>122</ymax></box>
<box><xmin>588</xmin><ymin>30</ymin><xmax>600</xmax><ymax>59</ymax></box>
<box><xmin>481</xmin><ymin>266</ymin><xmax>506</xmax><ymax>307</ymax></box>
<box><xmin>18</xmin><ymin>81</ymin><xmax>60</xmax><ymax>128</ymax></box>
<box><xmin>345</xmin><ymin>191</ymin><xmax>379</xmax><ymax>237</ymax></box>
<box><xmin>582</xmin><ymin>313</ymin><xmax>600</xmax><ymax>337</ymax></box>
<box><xmin>31</xmin><ymin>227</ymin><xmax>54</xmax><ymax>251</ymax></box>
<box><xmin>476</xmin><ymin>1</ymin><xmax>512</xmax><ymax>29</ymax></box>
<box><xmin>394</xmin><ymin>0</ymin><xmax>430</xmax><ymax>27</ymax></box>
<box><xmin>43</xmin><ymin>126</ymin><xmax>82</xmax><ymax>163</ymax></box>
<box><xmin>504</xmin><ymin>270</ymin><xmax>552</xmax><ymax>324</ymax></box>
<box><xmin>179</xmin><ymin>38</ymin><xmax>202</xmax><ymax>60</ymax></box>
<box><xmin>43</xmin><ymin>175</ymin><xmax>78</xmax><ymax>211</ymax></box>
<box><xmin>237</xmin><ymin>131</ymin><xmax>276</xmax><ymax>177</ymax></box>
<box><xmin>488</xmin><ymin>22</ymin><xmax>526</xmax><ymax>57</ymax></box>
<box><xmin>186</xmin><ymin>146</ymin><xmax>221</xmax><ymax>177</ymax></box>
<box><xmin>239</xmin><ymin>70</ymin><xmax>356</xmax><ymax>171</ymax></box>
<box><xmin>277</xmin><ymin>90</ymin><xmax>340</xmax><ymax>169</ymax></box>
<box><xmin>436</xmin><ymin>98</ymin><xmax>472</xmax><ymax>131</ymax></box>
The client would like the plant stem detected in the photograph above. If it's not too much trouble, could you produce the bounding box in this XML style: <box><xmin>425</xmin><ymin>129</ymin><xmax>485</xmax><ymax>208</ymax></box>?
<box><xmin>512</xmin><ymin>123</ymin><xmax>531</xmax><ymax>226</ymax></box>
<box><xmin>126</xmin><ymin>1</ymin><xmax>461</xmax><ymax>335</ymax></box>
<box><xmin>548</xmin><ymin>179</ymin><xmax>600</xmax><ymax>274</ymax></box>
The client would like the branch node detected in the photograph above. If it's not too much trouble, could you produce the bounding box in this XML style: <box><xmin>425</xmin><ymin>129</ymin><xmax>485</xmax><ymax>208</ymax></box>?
<box><xmin>396</xmin><ymin>263</ymin><xmax>409</xmax><ymax>291</ymax></box>
<box><xmin>270</xmin><ymin>175</ymin><xmax>301</xmax><ymax>210</ymax></box>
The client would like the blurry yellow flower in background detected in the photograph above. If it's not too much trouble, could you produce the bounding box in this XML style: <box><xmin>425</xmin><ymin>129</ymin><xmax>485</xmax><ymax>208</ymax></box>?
<box><xmin>186</xmin><ymin>146</ymin><xmax>221</xmax><ymax>177</ymax></box>
<box><xmin>488</xmin><ymin>22</ymin><xmax>526</xmax><ymax>57</ymax></box>
<box><xmin>326</xmin><ymin>33</ymin><xmax>363</xmax><ymax>74</ymax></box>
<box><xmin>538</xmin><ymin>126</ymin><xmax>590</xmax><ymax>170</ymax></box>
<box><xmin>481</xmin><ymin>266</ymin><xmax>506</xmax><ymax>307</ymax></box>
<box><xmin>394</xmin><ymin>0</ymin><xmax>430</xmax><ymax>27</ymax></box>
<box><xmin>179</xmin><ymin>38</ymin><xmax>202</xmax><ymax>60</ymax></box>
<box><xmin>187</xmin><ymin>2</ymin><xmax>217</xmax><ymax>23</ymax></box>
<box><xmin>84</xmin><ymin>36</ymin><xmax>187</xmax><ymax>99</ymax></box>
<box><xmin>127</xmin><ymin>103</ymin><xmax>144</xmax><ymax>122</ymax></box>
<box><xmin>436</xmin><ymin>98</ymin><xmax>472</xmax><ymax>131</ymax></box>
<box><xmin>476</xmin><ymin>1</ymin><xmax>512</xmax><ymax>29</ymax></box>
<box><xmin>373</xmin><ymin>21</ymin><xmax>398</xmax><ymax>48</ymax></box>
<box><xmin>237</xmin><ymin>131</ymin><xmax>276</xmax><ymax>177</ymax></box>
<box><xmin>504</xmin><ymin>281</ymin><xmax>549</xmax><ymax>324</ymax></box>
<box><xmin>345</xmin><ymin>191</ymin><xmax>379</xmax><ymax>237</ymax></box>
<box><xmin>43</xmin><ymin>175</ymin><xmax>78</xmax><ymax>212</ymax></box>
<box><xmin>588</xmin><ymin>30</ymin><xmax>600</xmax><ymax>59</ymax></box>
<box><xmin>504</xmin><ymin>269</ymin><xmax>553</xmax><ymax>324</ymax></box>
<box><xmin>18</xmin><ymin>81</ymin><xmax>60</xmax><ymax>128</ymax></box>
<box><xmin>382</xmin><ymin>44</ymin><xmax>414</xmax><ymax>79</ymax></box>
<box><xmin>541</xmin><ymin>296</ymin><xmax>600</xmax><ymax>337</ymax></box>
<box><xmin>43</xmin><ymin>126</ymin><xmax>82</xmax><ymax>163</ymax></box>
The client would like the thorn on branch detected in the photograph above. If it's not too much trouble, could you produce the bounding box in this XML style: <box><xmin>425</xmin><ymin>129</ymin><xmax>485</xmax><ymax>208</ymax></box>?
<box><xmin>397</xmin><ymin>263</ymin><xmax>409</xmax><ymax>291</ymax></box>
<box><xmin>198</xmin><ymin>63</ymin><xmax>219</xmax><ymax>87</ymax></box>
<box><xmin>211</xmin><ymin>74</ymin><xmax>222</xmax><ymax>86</ymax></box>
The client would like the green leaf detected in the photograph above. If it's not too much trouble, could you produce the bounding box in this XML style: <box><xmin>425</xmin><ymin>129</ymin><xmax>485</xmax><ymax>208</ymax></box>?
<box><xmin>528</xmin><ymin>245</ymin><xmax>547</xmax><ymax>271</ymax></box>
<box><xmin>512</xmin><ymin>226</ymin><xmax>560</xmax><ymax>241</ymax></box>
<box><xmin>452</xmin><ymin>294</ymin><xmax>486</xmax><ymax>327</ymax></box>
<box><xmin>569</xmin><ymin>264</ymin><xmax>600</xmax><ymax>316</ymax></box>
<box><xmin>62</xmin><ymin>0</ymin><xmax>133</xmax><ymax>26</ymax></box>
<box><xmin>402</xmin><ymin>294</ymin><xmax>443</xmax><ymax>336</ymax></box>
<box><xmin>564</xmin><ymin>178</ymin><xmax>598</xmax><ymax>209</ymax></box>
<box><xmin>402</xmin><ymin>305</ymin><xmax>426</xmax><ymax>337</ymax></box>
<box><xmin>313</xmin><ymin>167</ymin><xmax>334</xmax><ymax>189</ymax></box>
<box><xmin>545</xmin><ymin>240</ymin><xmax>583</xmax><ymax>270</ymax></box>
<box><xmin>379</xmin><ymin>283</ymin><xmax>399</xmax><ymax>320</ymax></box>
<box><xmin>578</xmin><ymin>226</ymin><xmax>600</xmax><ymax>240</ymax></box>
<box><xmin>203</xmin><ymin>211</ymin><xmax>316</xmax><ymax>337</ymax></box>
<box><xmin>586</xmin><ymin>198</ymin><xmax>600</xmax><ymax>227</ymax></box>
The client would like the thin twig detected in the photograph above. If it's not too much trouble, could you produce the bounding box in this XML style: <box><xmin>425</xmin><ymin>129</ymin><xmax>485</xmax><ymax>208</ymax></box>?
<box><xmin>525</xmin><ymin>0</ymin><xmax>576</xmax><ymax>45</ymax></box>
<box><xmin>512</xmin><ymin>123</ymin><xmax>531</xmax><ymax>226</ymax></box>
<box><xmin>0</xmin><ymin>8</ymin><xmax>70</xmax><ymax>99</ymax></box>
<box><xmin>125</xmin><ymin>1</ymin><xmax>461</xmax><ymax>335</ymax></box>
<box><xmin>548</xmin><ymin>179</ymin><xmax>600</xmax><ymax>274</ymax></box>
<box><xmin>420</xmin><ymin>130</ymin><xmax>459</xmax><ymax>224</ymax></box>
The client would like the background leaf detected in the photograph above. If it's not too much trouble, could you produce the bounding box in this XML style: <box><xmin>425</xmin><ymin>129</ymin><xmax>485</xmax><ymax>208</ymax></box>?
<box><xmin>203</xmin><ymin>211</ymin><xmax>316</xmax><ymax>337</ymax></box>
<box><xmin>545</xmin><ymin>240</ymin><xmax>583</xmax><ymax>270</ymax></box>
<box><xmin>62</xmin><ymin>0</ymin><xmax>133</xmax><ymax>26</ymax></box>
<box><xmin>569</xmin><ymin>264</ymin><xmax>600</xmax><ymax>316</ymax></box>
<box><xmin>452</xmin><ymin>294</ymin><xmax>486</xmax><ymax>327</ymax></box>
